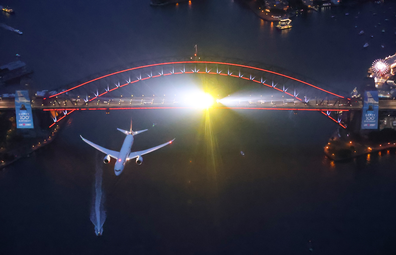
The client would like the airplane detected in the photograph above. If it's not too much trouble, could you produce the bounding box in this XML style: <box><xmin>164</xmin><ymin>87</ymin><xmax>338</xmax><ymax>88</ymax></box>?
<box><xmin>80</xmin><ymin>122</ymin><xmax>174</xmax><ymax>176</ymax></box>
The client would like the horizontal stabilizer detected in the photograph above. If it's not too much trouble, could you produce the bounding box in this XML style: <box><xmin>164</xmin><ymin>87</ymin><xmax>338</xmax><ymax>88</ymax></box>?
<box><xmin>117</xmin><ymin>128</ymin><xmax>148</xmax><ymax>136</ymax></box>
<box><xmin>117</xmin><ymin>128</ymin><xmax>130</xmax><ymax>135</ymax></box>
<box><xmin>132</xmin><ymin>129</ymin><xmax>148</xmax><ymax>136</ymax></box>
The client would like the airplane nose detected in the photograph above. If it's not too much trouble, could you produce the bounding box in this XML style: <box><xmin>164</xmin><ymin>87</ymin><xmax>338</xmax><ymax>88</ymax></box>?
<box><xmin>114</xmin><ymin>169</ymin><xmax>122</xmax><ymax>176</ymax></box>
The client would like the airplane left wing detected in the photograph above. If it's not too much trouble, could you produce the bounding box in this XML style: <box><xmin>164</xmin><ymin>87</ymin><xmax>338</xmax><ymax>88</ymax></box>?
<box><xmin>80</xmin><ymin>135</ymin><xmax>119</xmax><ymax>159</ymax></box>
<box><xmin>127</xmin><ymin>139</ymin><xmax>174</xmax><ymax>160</ymax></box>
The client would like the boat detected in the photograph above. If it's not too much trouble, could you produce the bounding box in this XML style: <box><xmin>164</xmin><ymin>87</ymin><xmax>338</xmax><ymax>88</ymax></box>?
<box><xmin>1</xmin><ymin>6</ymin><xmax>14</xmax><ymax>14</ymax></box>
<box><xmin>359</xmin><ymin>30</ymin><xmax>364</xmax><ymax>35</ymax></box>
<box><xmin>276</xmin><ymin>19</ymin><xmax>292</xmax><ymax>30</ymax></box>
<box><xmin>363</xmin><ymin>43</ymin><xmax>369</xmax><ymax>48</ymax></box>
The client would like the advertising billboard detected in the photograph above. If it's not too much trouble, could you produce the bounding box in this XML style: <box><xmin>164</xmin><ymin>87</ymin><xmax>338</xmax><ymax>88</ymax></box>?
<box><xmin>361</xmin><ymin>90</ymin><xmax>379</xmax><ymax>130</ymax></box>
<box><xmin>15</xmin><ymin>90</ymin><xmax>34</xmax><ymax>129</ymax></box>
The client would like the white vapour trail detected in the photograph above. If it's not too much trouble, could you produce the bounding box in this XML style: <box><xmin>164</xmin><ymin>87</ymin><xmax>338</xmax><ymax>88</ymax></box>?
<box><xmin>90</xmin><ymin>154</ymin><xmax>106</xmax><ymax>236</ymax></box>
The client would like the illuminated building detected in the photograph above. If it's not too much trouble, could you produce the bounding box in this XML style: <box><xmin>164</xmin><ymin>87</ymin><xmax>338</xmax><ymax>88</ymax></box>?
<box><xmin>367</xmin><ymin>53</ymin><xmax>396</xmax><ymax>98</ymax></box>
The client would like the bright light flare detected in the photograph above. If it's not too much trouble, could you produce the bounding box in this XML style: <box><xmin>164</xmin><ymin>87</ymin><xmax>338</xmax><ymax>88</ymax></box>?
<box><xmin>184</xmin><ymin>92</ymin><xmax>214</xmax><ymax>109</ymax></box>
<box><xmin>372</xmin><ymin>59</ymin><xmax>390</xmax><ymax>76</ymax></box>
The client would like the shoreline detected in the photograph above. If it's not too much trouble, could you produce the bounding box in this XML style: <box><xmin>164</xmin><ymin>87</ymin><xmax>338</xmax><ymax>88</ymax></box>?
<box><xmin>244</xmin><ymin>0</ymin><xmax>288</xmax><ymax>22</ymax></box>
<box><xmin>0</xmin><ymin>117</ymin><xmax>68</xmax><ymax>170</ymax></box>
<box><xmin>324</xmin><ymin>134</ymin><xmax>396</xmax><ymax>161</ymax></box>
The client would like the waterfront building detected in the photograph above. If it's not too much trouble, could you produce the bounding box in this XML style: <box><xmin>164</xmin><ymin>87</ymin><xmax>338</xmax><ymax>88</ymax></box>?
<box><xmin>264</xmin><ymin>0</ymin><xmax>289</xmax><ymax>12</ymax></box>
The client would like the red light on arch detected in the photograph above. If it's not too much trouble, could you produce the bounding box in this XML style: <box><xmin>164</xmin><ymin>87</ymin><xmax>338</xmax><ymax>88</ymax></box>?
<box><xmin>49</xmin><ymin>61</ymin><xmax>345</xmax><ymax>99</ymax></box>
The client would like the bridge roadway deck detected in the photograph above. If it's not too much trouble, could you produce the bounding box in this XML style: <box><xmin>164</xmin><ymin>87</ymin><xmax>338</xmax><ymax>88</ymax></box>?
<box><xmin>38</xmin><ymin>97</ymin><xmax>360</xmax><ymax>111</ymax></box>
<box><xmin>3</xmin><ymin>96</ymin><xmax>396</xmax><ymax>111</ymax></box>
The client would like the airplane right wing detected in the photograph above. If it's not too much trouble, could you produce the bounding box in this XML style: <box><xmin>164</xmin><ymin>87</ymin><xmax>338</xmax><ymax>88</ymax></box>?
<box><xmin>80</xmin><ymin>135</ymin><xmax>119</xmax><ymax>159</ymax></box>
<box><xmin>127</xmin><ymin>139</ymin><xmax>175</xmax><ymax>160</ymax></box>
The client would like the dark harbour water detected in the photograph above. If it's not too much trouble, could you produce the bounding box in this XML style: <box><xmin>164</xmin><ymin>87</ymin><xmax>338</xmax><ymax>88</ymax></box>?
<box><xmin>1</xmin><ymin>0</ymin><xmax>396</xmax><ymax>254</ymax></box>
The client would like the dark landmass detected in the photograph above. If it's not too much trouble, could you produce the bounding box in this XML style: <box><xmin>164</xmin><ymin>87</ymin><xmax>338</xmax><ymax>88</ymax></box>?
<box><xmin>0</xmin><ymin>109</ymin><xmax>64</xmax><ymax>169</ymax></box>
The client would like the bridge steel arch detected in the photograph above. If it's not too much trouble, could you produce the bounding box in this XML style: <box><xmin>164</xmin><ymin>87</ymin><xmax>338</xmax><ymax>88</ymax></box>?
<box><xmin>48</xmin><ymin>60</ymin><xmax>349</xmax><ymax>100</ymax></box>
<box><xmin>47</xmin><ymin>59</ymin><xmax>349</xmax><ymax>128</ymax></box>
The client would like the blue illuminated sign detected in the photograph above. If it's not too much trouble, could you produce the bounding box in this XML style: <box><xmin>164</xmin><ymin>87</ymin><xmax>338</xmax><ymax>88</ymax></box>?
<box><xmin>361</xmin><ymin>90</ymin><xmax>379</xmax><ymax>130</ymax></box>
<box><xmin>15</xmin><ymin>90</ymin><xmax>34</xmax><ymax>129</ymax></box>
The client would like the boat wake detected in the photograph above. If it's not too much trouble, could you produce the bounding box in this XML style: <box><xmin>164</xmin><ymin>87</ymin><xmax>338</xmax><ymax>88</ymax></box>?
<box><xmin>0</xmin><ymin>23</ymin><xmax>22</xmax><ymax>34</ymax></box>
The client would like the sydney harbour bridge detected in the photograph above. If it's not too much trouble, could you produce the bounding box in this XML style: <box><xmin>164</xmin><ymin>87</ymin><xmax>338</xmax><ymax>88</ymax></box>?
<box><xmin>2</xmin><ymin>56</ymin><xmax>390</xmax><ymax>130</ymax></box>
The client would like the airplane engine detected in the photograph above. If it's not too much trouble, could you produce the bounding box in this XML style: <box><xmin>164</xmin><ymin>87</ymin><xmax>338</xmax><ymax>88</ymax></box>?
<box><xmin>136</xmin><ymin>156</ymin><xmax>143</xmax><ymax>165</ymax></box>
<box><xmin>103</xmin><ymin>155</ymin><xmax>110</xmax><ymax>164</ymax></box>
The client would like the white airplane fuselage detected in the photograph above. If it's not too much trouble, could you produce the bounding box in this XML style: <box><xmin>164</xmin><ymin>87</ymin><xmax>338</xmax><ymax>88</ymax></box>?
<box><xmin>114</xmin><ymin>134</ymin><xmax>134</xmax><ymax>176</ymax></box>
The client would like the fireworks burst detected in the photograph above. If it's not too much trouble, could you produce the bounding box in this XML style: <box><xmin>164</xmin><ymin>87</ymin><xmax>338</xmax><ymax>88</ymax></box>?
<box><xmin>372</xmin><ymin>59</ymin><xmax>390</xmax><ymax>76</ymax></box>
